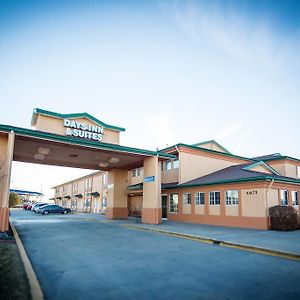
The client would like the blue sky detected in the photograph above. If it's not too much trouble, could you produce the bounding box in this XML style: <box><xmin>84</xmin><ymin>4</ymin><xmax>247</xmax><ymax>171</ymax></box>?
<box><xmin>1</xmin><ymin>0</ymin><xmax>300</xmax><ymax>197</ymax></box>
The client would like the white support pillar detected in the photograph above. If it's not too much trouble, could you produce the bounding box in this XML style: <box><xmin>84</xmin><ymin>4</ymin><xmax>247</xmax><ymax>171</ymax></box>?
<box><xmin>142</xmin><ymin>156</ymin><xmax>162</xmax><ymax>224</ymax></box>
<box><xmin>106</xmin><ymin>169</ymin><xmax>128</xmax><ymax>219</ymax></box>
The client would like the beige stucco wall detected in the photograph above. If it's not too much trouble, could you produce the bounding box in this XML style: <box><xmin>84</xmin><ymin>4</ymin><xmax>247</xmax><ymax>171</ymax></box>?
<box><xmin>268</xmin><ymin>163</ymin><xmax>286</xmax><ymax>176</ymax></box>
<box><xmin>225</xmin><ymin>205</ymin><xmax>239</xmax><ymax>216</ymax></box>
<box><xmin>128</xmin><ymin>169</ymin><xmax>144</xmax><ymax>186</ymax></box>
<box><xmin>250</xmin><ymin>165</ymin><xmax>272</xmax><ymax>174</ymax></box>
<box><xmin>209</xmin><ymin>205</ymin><xmax>220</xmax><ymax>215</ymax></box>
<box><xmin>268</xmin><ymin>162</ymin><xmax>299</xmax><ymax>179</ymax></box>
<box><xmin>34</xmin><ymin>114</ymin><xmax>120</xmax><ymax>144</ymax></box>
<box><xmin>92</xmin><ymin>173</ymin><xmax>103</xmax><ymax>192</ymax></box>
<box><xmin>182</xmin><ymin>204</ymin><xmax>191</xmax><ymax>214</ymax></box>
<box><xmin>267</xmin><ymin>188</ymin><xmax>279</xmax><ymax>208</ymax></box>
<box><xmin>197</xmin><ymin>142</ymin><xmax>227</xmax><ymax>153</ymax></box>
<box><xmin>285</xmin><ymin>163</ymin><xmax>298</xmax><ymax>178</ymax></box>
<box><xmin>241</xmin><ymin>188</ymin><xmax>267</xmax><ymax>217</ymax></box>
<box><xmin>161</xmin><ymin>168</ymin><xmax>179</xmax><ymax>184</ymax></box>
<box><xmin>179</xmin><ymin>152</ymin><xmax>239</xmax><ymax>183</ymax></box>
<box><xmin>194</xmin><ymin>205</ymin><xmax>205</xmax><ymax>215</ymax></box>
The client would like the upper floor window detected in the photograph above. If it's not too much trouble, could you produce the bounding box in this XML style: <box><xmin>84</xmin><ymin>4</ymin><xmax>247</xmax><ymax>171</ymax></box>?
<box><xmin>280</xmin><ymin>190</ymin><xmax>288</xmax><ymax>206</ymax></box>
<box><xmin>225</xmin><ymin>190</ymin><xmax>239</xmax><ymax>205</ymax></box>
<box><xmin>297</xmin><ymin>166</ymin><xmax>300</xmax><ymax>178</ymax></box>
<box><xmin>103</xmin><ymin>173</ymin><xmax>108</xmax><ymax>185</ymax></box>
<box><xmin>195</xmin><ymin>192</ymin><xmax>205</xmax><ymax>205</ymax></box>
<box><xmin>72</xmin><ymin>182</ymin><xmax>78</xmax><ymax>192</ymax></box>
<box><xmin>209</xmin><ymin>191</ymin><xmax>220</xmax><ymax>205</ymax></box>
<box><xmin>183</xmin><ymin>193</ymin><xmax>191</xmax><ymax>205</ymax></box>
<box><xmin>85</xmin><ymin>178</ymin><xmax>92</xmax><ymax>189</ymax></box>
<box><xmin>292</xmin><ymin>191</ymin><xmax>298</xmax><ymax>206</ymax></box>
<box><xmin>165</xmin><ymin>161</ymin><xmax>172</xmax><ymax>171</ymax></box>
<box><xmin>170</xmin><ymin>193</ymin><xmax>179</xmax><ymax>213</ymax></box>
<box><xmin>132</xmin><ymin>168</ymin><xmax>142</xmax><ymax>177</ymax></box>
<box><xmin>173</xmin><ymin>160</ymin><xmax>179</xmax><ymax>169</ymax></box>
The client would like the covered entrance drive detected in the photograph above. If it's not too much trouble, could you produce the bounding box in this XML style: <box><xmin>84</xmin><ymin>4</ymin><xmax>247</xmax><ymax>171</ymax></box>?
<box><xmin>0</xmin><ymin>124</ymin><xmax>175</xmax><ymax>232</ymax></box>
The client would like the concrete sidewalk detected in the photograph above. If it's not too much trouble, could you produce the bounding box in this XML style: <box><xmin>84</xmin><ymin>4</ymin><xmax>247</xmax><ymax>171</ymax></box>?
<box><xmin>127</xmin><ymin>220</ymin><xmax>300</xmax><ymax>257</ymax></box>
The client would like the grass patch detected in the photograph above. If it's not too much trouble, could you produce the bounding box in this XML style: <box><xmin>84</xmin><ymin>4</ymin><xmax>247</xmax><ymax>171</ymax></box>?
<box><xmin>0</xmin><ymin>239</ymin><xmax>31</xmax><ymax>300</ymax></box>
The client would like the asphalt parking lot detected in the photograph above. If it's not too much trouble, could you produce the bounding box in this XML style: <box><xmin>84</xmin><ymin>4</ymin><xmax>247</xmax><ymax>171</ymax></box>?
<box><xmin>11</xmin><ymin>210</ymin><xmax>300</xmax><ymax>300</ymax></box>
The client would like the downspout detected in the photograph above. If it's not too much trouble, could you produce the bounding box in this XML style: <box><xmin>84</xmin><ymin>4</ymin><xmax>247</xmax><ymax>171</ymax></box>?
<box><xmin>175</xmin><ymin>145</ymin><xmax>180</xmax><ymax>184</ymax></box>
<box><xmin>266</xmin><ymin>178</ymin><xmax>275</xmax><ymax>226</ymax></box>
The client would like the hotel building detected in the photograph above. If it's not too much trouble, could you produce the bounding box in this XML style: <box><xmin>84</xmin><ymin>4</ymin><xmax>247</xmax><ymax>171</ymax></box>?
<box><xmin>1</xmin><ymin>108</ymin><xmax>300</xmax><ymax>232</ymax></box>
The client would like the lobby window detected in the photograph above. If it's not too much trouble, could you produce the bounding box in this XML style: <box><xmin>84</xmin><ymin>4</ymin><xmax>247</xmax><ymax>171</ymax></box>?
<box><xmin>225</xmin><ymin>190</ymin><xmax>239</xmax><ymax>205</ymax></box>
<box><xmin>173</xmin><ymin>160</ymin><xmax>179</xmax><ymax>169</ymax></box>
<box><xmin>292</xmin><ymin>191</ymin><xmax>298</xmax><ymax>206</ymax></box>
<box><xmin>195</xmin><ymin>192</ymin><xmax>205</xmax><ymax>205</ymax></box>
<box><xmin>280</xmin><ymin>190</ymin><xmax>289</xmax><ymax>206</ymax></box>
<box><xmin>170</xmin><ymin>193</ymin><xmax>179</xmax><ymax>213</ymax></box>
<box><xmin>183</xmin><ymin>193</ymin><xmax>191</xmax><ymax>205</ymax></box>
<box><xmin>209</xmin><ymin>191</ymin><xmax>220</xmax><ymax>205</ymax></box>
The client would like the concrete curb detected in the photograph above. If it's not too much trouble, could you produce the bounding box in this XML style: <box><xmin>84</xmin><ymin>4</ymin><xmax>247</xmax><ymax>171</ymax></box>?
<box><xmin>125</xmin><ymin>224</ymin><xmax>300</xmax><ymax>261</ymax></box>
<box><xmin>10</xmin><ymin>222</ymin><xmax>44</xmax><ymax>300</ymax></box>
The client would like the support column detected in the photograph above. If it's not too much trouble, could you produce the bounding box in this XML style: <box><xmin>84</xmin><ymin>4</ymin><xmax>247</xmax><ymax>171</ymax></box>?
<box><xmin>106</xmin><ymin>169</ymin><xmax>128</xmax><ymax>219</ymax></box>
<box><xmin>142</xmin><ymin>156</ymin><xmax>162</xmax><ymax>224</ymax></box>
<box><xmin>0</xmin><ymin>132</ymin><xmax>15</xmax><ymax>232</ymax></box>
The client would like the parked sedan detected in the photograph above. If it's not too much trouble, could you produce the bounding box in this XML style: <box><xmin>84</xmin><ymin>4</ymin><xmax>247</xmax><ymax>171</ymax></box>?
<box><xmin>39</xmin><ymin>205</ymin><xmax>71</xmax><ymax>215</ymax></box>
<box><xmin>32</xmin><ymin>203</ymin><xmax>48</xmax><ymax>213</ymax></box>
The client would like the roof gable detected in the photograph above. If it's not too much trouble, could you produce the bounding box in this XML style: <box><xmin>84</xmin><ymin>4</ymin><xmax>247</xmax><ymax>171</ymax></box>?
<box><xmin>242</xmin><ymin>161</ymin><xmax>280</xmax><ymax>175</ymax></box>
<box><xmin>192</xmin><ymin>140</ymin><xmax>231</xmax><ymax>154</ymax></box>
<box><xmin>31</xmin><ymin>108</ymin><xmax>125</xmax><ymax>132</ymax></box>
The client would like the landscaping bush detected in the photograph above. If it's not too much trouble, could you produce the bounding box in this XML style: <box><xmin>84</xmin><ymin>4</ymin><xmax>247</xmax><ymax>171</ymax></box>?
<box><xmin>269</xmin><ymin>205</ymin><xmax>299</xmax><ymax>231</ymax></box>
<box><xmin>9</xmin><ymin>192</ymin><xmax>20</xmax><ymax>208</ymax></box>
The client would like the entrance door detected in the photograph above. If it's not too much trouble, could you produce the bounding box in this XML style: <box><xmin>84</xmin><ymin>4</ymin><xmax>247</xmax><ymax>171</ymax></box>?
<box><xmin>161</xmin><ymin>195</ymin><xmax>168</xmax><ymax>218</ymax></box>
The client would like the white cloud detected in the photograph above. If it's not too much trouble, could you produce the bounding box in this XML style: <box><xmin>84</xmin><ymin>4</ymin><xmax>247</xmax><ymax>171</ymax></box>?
<box><xmin>164</xmin><ymin>0</ymin><xmax>289</xmax><ymax>68</ymax></box>
<box><xmin>216</xmin><ymin>121</ymin><xmax>243</xmax><ymax>140</ymax></box>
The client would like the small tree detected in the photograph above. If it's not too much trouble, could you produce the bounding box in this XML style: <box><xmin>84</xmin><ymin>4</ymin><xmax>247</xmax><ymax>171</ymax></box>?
<box><xmin>9</xmin><ymin>192</ymin><xmax>20</xmax><ymax>208</ymax></box>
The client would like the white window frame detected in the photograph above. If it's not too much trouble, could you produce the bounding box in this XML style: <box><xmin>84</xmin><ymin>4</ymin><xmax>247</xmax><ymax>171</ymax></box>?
<box><xmin>103</xmin><ymin>174</ymin><xmax>108</xmax><ymax>185</ymax></box>
<box><xmin>292</xmin><ymin>191</ymin><xmax>298</xmax><ymax>206</ymax></box>
<box><xmin>173</xmin><ymin>160</ymin><xmax>179</xmax><ymax>169</ymax></box>
<box><xmin>297</xmin><ymin>166</ymin><xmax>300</xmax><ymax>178</ymax></box>
<box><xmin>209</xmin><ymin>191</ymin><xmax>220</xmax><ymax>205</ymax></box>
<box><xmin>225</xmin><ymin>190</ymin><xmax>239</xmax><ymax>205</ymax></box>
<box><xmin>166</xmin><ymin>160</ymin><xmax>172</xmax><ymax>171</ymax></box>
<box><xmin>280</xmin><ymin>190</ymin><xmax>289</xmax><ymax>206</ymax></box>
<box><xmin>183</xmin><ymin>193</ymin><xmax>191</xmax><ymax>205</ymax></box>
<box><xmin>195</xmin><ymin>192</ymin><xmax>205</xmax><ymax>205</ymax></box>
<box><xmin>132</xmin><ymin>168</ymin><xmax>142</xmax><ymax>177</ymax></box>
<box><xmin>169</xmin><ymin>193</ymin><xmax>179</xmax><ymax>213</ymax></box>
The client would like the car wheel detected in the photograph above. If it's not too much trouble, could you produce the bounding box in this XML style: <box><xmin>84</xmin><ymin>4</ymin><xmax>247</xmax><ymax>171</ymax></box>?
<box><xmin>43</xmin><ymin>211</ymin><xmax>49</xmax><ymax>215</ymax></box>
<box><xmin>63</xmin><ymin>210</ymin><xmax>68</xmax><ymax>215</ymax></box>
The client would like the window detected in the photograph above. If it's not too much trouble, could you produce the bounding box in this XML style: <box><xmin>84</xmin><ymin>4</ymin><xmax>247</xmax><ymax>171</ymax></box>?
<box><xmin>195</xmin><ymin>192</ymin><xmax>205</xmax><ymax>205</ymax></box>
<box><xmin>132</xmin><ymin>168</ymin><xmax>142</xmax><ymax>177</ymax></box>
<box><xmin>280</xmin><ymin>190</ymin><xmax>289</xmax><ymax>206</ymax></box>
<box><xmin>166</xmin><ymin>161</ymin><xmax>172</xmax><ymax>171</ymax></box>
<box><xmin>225</xmin><ymin>190</ymin><xmax>239</xmax><ymax>205</ymax></box>
<box><xmin>173</xmin><ymin>160</ymin><xmax>179</xmax><ymax>169</ymax></box>
<box><xmin>183</xmin><ymin>193</ymin><xmax>191</xmax><ymax>205</ymax></box>
<box><xmin>209</xmin><ymin>191</ymin><xmax>220</xmax><ymax>205</ymax></box>
<box><xmin>292</xmin><ymin>191</ymin><xmax>298</xmax><ymax>206</ymax></box>
<box><xmin>103</xmin><ymin>174</ymin><xmax>107</xmax><ymax>185</ymax></box>
<box><xmin>85</xmin><ymin>178</ymin><xmax>92</xmax><ymax>189</ymax></box>
<box><xmin>170</xmin><ymin>193</ymin><xmax>179</xmax><ymax>213</ymax></box>
<box><xmin>297</xmin><ymin>166</ymin><xmax>300</xmax><ymax>178</ymax></box>
<box><xmin>102</xmin><ymin>197</ymin><xmax>107</xmax><ymax>208</ymax></box>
